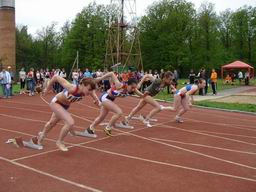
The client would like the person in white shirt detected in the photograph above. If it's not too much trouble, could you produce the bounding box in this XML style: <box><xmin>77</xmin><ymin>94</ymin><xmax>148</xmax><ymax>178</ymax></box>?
<box><xmin>0</xmin><ymin>68</ymin><xmax>12</xmax><ymax>98</ymax></box>
<box><xmin>238</xmin><ymin>71</ymin><xmax>243</xmax><ymax>84</ymax></box>
<box><xmin>19</xmin><ymin>68</ymin><xmax>26</xmax><ymax>94</ymax></box>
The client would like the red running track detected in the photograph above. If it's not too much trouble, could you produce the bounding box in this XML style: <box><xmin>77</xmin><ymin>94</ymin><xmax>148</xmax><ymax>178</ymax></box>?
<box><xmin>0</xmin><ymin>94</ymin><xmax>256</xmax><ymax>192</ymax></box>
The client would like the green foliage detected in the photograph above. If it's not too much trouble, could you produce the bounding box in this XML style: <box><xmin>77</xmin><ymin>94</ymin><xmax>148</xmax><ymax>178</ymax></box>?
<box><xmin>61</xmin><ymin>3</ymin><xmax>109</xmax><ymax>71</ymax></box>
<box><xmin>16</xmin><ymin>1</ymin><xmax>256</xmax><ymax>77</ymax></box>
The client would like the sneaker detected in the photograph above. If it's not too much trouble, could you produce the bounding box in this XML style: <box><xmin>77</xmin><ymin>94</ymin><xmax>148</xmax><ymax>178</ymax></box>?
<box><xmin>104</xmin><ymin>127</ymin><xmax>112</xmax><ymax>136</ymax></box>
<box><xmin>175</xmin><ymin>116</ymin><xmax>184</xmax><ymax>123</ymax></box>
<box><xmin>56</xmin><ymin>141</ymin><xmax>68</xmax><ymax>152</ymax></box>
<box><xmin>122</xmin><ymin>118</ymin><xmax>130</xmax><ymax>126</ymax></box>
<box><xmin>143</xmin><ymin>119</ymin><xmax>152</xmax><ymax>128</ymax></box>
<box><xmin>139</xmin><ymin>114</ymin><xmax>146</xmax><ymax>122</ymax></box>
<box><xmin>37</xmin><ymin>132</ymin><xmax>45</xmax><ymax>145</ymax></box>
<box><xmin>160</xmin><ymin>105</ymin><xmax>174</xmax><ymax>110</ymax></box>
<box><xmin>86</xmin><ymin>127</ymin><xmax>95</xmax><ymax>135</ymax></box>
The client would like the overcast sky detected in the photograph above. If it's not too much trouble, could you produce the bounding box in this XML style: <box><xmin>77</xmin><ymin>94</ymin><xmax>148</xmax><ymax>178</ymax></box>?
<box><xmin>16</xmin><ymin>0</ymin><xmax>256</xmax><ymax>35</ymax></box>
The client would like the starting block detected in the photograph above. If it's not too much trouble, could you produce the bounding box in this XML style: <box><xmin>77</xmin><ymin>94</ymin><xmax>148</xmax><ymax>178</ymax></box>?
<box><xmin>75</xmin><ymin>130</ymin><xmax>97</xmax><ymax>138</ymax></box>
<box><xmin>6</xmin><ymin>136</ymin><xmax>43</xmax><ymax>150</ymax></box>
<box><xmin>130</xmin><ymin>115</ymin><xmax>158</xmax><ymax>122</ymax></box>
<box><xmin>100</xmin><ymin>122</ymin><xmax>134</xmax><ymax>129</ymax></box>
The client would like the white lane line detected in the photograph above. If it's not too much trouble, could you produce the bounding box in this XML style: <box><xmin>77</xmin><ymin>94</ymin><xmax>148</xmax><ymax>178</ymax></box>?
<box><xmin>3</xmin><ymin>105</ymin><xmax>256</xmax><ymax>170</ymax></box>
<box><xmin>160</xmin><ymin>124</ymin><xmax>256</xmax><ymax>146</ymax></box>
<box><xmin>3</xmin><ymin>124</ymin><xmax>148</xmax><ymax>162</ymax></box>
<box><xmin>74</xmin><ymin>145</ymin><xmax>256</xmax><ymax>183</ymax></box>
<box><xmin>0</xmin><ymin>156</ymin><xmax>102</xmax><ymax>192</ymax></box>
<box><xmin>2</xmin><ymin>125</ymin><xmax>256</xmax><ymax>184</ymax></box>
<box><xmin>191</xmin><ymin>130</ymin><xmax>256</xmax><ymax>139</ymax></box>
<box><xmin>110</xmin><ymin>127</ymin><xmax>256</xmax><ymax>171</ymax></box>
<box><xmin>1</xmin><ymin>114</ymin><xmax>256</xmax><ymax>183</ymax></box>
<box><xmin>150</xmin><ymin>137</ymin><xmax>256</xmax><ymax>155</ymax></box>
<box><xmin>185</xmin><ymin>118</ymin><xmax>256</xmax><ymax>132</ymax></box>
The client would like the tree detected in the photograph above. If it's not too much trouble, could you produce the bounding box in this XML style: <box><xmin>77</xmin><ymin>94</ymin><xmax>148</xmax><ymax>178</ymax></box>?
<box><xmin>62</xmin><ymin>3</ymin><xmax>109</xmax><ymax>71</ymax></box>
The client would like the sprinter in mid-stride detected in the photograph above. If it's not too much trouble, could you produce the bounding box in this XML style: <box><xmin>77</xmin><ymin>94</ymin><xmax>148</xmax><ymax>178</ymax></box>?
<box><xmin>38</xmin><ymin>75</ymin><xmax>100</xmax><ymax>151</ymax></box>
<box><xmin>172</xmin><ymin>79</ymin><xmax>206</xmax><ymax>123</ymax></box>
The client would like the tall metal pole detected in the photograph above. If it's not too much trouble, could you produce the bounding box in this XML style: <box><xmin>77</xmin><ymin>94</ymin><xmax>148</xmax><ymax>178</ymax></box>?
<box><xmin>105</xmin><ymin>0</ymin><xmax>143</xmax><ymax>72</ymax></box>
<box><xmin>76</xmin><ymin>51</ymin><xmax>79</xmax><ymax>71</ymax></box>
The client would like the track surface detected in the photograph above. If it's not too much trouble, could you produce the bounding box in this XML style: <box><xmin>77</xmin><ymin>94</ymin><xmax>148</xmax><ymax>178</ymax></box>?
<box><xmin>1</xmin><ymin>94</ymin><xmax>256</xmax><ymax>192</ymax></box>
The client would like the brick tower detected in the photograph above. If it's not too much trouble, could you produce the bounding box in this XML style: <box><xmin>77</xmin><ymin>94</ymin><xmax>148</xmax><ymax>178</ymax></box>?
<box><xmin>0</xmin><ymin>0</ymin><xmax>16</xmax><ymax>72</ymax></box>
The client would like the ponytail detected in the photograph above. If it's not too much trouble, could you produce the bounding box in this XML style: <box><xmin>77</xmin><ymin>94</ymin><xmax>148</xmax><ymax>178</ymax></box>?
<box><xmin>195</xmin><ymin>78</ymin><xmax>205</xmax><ymax>85</ymax></box>
<box><xmin>160</xmin><ymin>71</ymin><xmax>174</xmax><ymax>80</ymax></box>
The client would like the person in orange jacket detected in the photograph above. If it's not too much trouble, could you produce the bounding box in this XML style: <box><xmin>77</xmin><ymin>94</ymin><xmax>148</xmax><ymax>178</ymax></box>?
<box><xmin>210</xmin><ymin>69</ymin><xmax>217</xmax><ymax>95</ymax></box>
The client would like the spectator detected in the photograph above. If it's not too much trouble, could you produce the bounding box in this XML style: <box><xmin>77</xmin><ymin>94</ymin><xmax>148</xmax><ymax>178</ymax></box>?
<box><xmin>54</xmin><ymin>69</ymin><xmax>62</xmax><ymax>93</ymax></box>
<box><xmin>44</xmin><ymin>68</ymin><xmax>50</xmax><ymax>89</ymax></box>
<box><xmin>40</xmin><ymin>69</ymin><xmax>45</xmax><ymax>85</ymax></box>
<box><xmin>230</xmin><ymin>72</ymin><xmax>236</xmax><ymax>83</ymax></box>
<box><xmin>78</xmin><ymin>68</ymin><xmax>83</xmax><ymax>80</ymax></box>
<box><xmin>35</xmin><ymin>70</ymin><xmax>41</xmax><ymax>85</ymax></box>
<box><xmin>245</xmin><ymin>71</ymin><xmax>250</xmax><ymax>85</ymax></box>
<box><xmin>210</xmin><ymin>69</ymin><xmax>217</xmax><ymax>95</ymax></box>
<box><xmin>103</xmin><ymin>69</ymin><xmax>110</xmax><ymax>91</ymax></box>
<box><xmin>27</xmin><ymin>68</ymin><xmax>35</xmax><ymax>96</ymax></box>
<box><xmin>0</xmin><ymin>67</ymin><xmax>12</xmax><ymax>98</ymax></box>
<box><xmin>198</xmin><ymin>68</ymin><xmax>207</xmax><ymax>95</ymax></box>
<box><xmin>121</xmin><ymin>71</ymin><xmax>129</xmax><ymax>84</ymax></box>
<box><xmin>72</xmin><ymin>69</ymin><xmax>79</xmax><ymax>85</ymax></box>
<box><xmin>50</xmin><ymin>69</ymin><xmax>55</xmax><ymax>78</ymax></box>
<box><xmin>19</xmin><ymin>67</ymin><xmax>26</xmax><ymax>94</ymax></box>
<box><xmin>189</xmin><ymin>69</ymin><xmax>196</xmax><ymax>84</ymax></box>
<box><xmin>153</xmin><ymin>70</ymin><xmax>159</xmax><ymax>79</ymax></box>
<box><xmin>7</xmin><ymin>66</ymin><xmax>14</xmax><ymax>96</ymax></box>
<box><xmin>83</xmin><ymin>68</ymin><xmax>92</xmax><ymax>78</ymax></box>
<box><xmin>238</xmin><ymin>71</ymin><xmax>243</xmax><ymax>84</ymax></box>
<box><xmin>60</xmin><ymin>68</ymin><xmax>67</xmax><ymax>79</ymax></box>
<box><xmin>127</xmin><ymin>69</ymin><xmax>133</xmax><ymax>79</ymax></box>
<box><xmin>224</xmin><ymin>74</ymin><xmax>232</xmax><ymax>84</ymax></box>
<box><xmin>96</xmin><ymin>69</ymin><xmax>103</xmax><ymax>78</ymax></box>
<box><xmin>174</xmin><ymin>69</ymin><xmax>179</xmax><ymax>83</ymax></box>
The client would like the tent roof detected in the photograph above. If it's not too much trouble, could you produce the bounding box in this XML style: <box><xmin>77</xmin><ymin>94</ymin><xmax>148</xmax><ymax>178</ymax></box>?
<box><xmin>222</xmin><ymin>60</ymin><xmax>254</xmax><ymax>69</ymax></box>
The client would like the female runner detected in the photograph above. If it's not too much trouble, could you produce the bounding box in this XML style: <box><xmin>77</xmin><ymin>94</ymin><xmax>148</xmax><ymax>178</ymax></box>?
<box><xmin>173</xmin><ymin>79</ymin><xmax>206</xmax><ymax>123</ymax></box>
<box><xmin>124</xmin><ymin>71</ymin><xmax>175</xmax><ymax>127</ymax></box>
<box><xmin>38</xmin><ymin>75</ymin><xmax>100</xmax><ymax>151</ymax></box>
<box><xmin>85</xmin><ymin>72</ymin><xmax>145</xmax><ymax>136</ymax></box>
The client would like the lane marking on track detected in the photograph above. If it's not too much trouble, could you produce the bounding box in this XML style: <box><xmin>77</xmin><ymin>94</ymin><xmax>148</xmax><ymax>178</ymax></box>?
<box><xmin>2</xmin><ymin>106</ymin><xmax>256</xmax><ymax>169</ymax></box>
<box><xmin>109</xmin><ymin>127</ymin><xmax>256</xmax><ymax>171</ymax></box>
<box><xmin>76</xmin><ymin>145</ymin><xmax>256</xmax><ymax>183</ymax></box>
<box><xmin>190</xmin><ymin>130</ymin><xmax>256</xmax><ymax>139</ymax></box>
<box><xmin>3</xmin><ymin>96</ymin><xmax>256</xmax><ymax>176</ymax></box>
<box><xmin>2</xmin><ymin>125</ymin><xmax>256</xmax><ymax>184</ymax></box>
<box><xmin>159</xmin><ymin>124</ymin><xmax>256</xmax><ymax>146</ymax></box>
<box><xmin>0</xmin><ymin>156</ymin><xmax>102</xmax><ymax>192</ymax></box>
<box><xmin>150</xmin><ymin>137</ymin><xmax>256</xmax><ymax>155</ymax></box>
<box><xmin>2</xmin><ymin>98</ymin><xmax>256</xmax><ymax>131</ymax></box>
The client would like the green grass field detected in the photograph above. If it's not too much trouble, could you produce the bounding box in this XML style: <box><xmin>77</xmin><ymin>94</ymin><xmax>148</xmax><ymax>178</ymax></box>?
<box><xmin>195</xmin><ymin>101</ymin><xmax>256</xmax><ymax>113</ymax></box>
